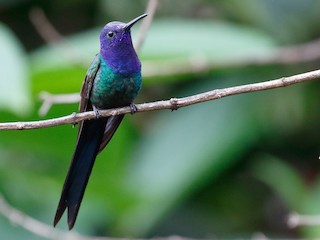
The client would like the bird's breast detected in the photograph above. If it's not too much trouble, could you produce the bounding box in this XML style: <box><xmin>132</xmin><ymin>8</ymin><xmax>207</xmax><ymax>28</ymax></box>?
<box><xmin>90</xmin><ymin>64</ymin><xmax>142</xmax><ymax>109</ymax></box>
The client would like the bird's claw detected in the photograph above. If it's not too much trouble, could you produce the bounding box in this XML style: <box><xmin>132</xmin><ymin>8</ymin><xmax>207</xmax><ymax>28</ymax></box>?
<box><xmin>71</xmin><ymin>112</ymin><xmax>78</xmax><ymax>128</ymax></box>
<box><xmin>93</xmin><ymin>107</ymin><xmax>101</xmax><ymax>119</ymax></box>
<box><xmin>129</xmin><ymin>103</ymin><xmax>138</xmax><ymax>114</ymax></box>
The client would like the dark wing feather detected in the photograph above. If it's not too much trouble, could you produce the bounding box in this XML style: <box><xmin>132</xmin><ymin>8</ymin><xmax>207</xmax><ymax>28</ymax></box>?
<box><xmin>76</xmin><ymin>53</ymin><xmax>101</xmax><ymax>137</ymax></box>
<box><xmin>98</xmin><ymin>115</ymin><xmax>124</xmax><ymax>153</ymax></box>
<box><xmin>79</xmin><ymin>53</ymin><xmax>101</xmax><ymax>113</ymax></box>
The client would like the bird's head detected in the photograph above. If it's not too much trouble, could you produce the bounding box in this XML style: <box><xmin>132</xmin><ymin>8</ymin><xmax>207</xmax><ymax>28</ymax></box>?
<box><xmin>100</xmin><ymin>14</ymin><xmax>147</xmax><ymax>51</ymax></box>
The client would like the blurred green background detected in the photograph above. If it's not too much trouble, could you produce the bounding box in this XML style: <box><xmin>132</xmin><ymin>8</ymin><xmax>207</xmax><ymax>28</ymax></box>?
<box><xmin>0</xmin><ymin>0</ymin><xmax>320</xmax><ymax>239</ymax></box>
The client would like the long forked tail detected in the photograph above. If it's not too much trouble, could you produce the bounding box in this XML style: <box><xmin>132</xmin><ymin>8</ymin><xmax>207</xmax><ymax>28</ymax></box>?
<box><xmin>53</xmin><ymin>115</ymin><xmax>123</xmax><ymax>229</ymax></box>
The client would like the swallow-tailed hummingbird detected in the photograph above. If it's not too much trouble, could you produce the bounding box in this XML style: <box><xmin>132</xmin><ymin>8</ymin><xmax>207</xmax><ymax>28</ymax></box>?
<box><xmin>54</xmin><ymin>13</ymin><xmax>147</xmax><ymax>230</ymax></box>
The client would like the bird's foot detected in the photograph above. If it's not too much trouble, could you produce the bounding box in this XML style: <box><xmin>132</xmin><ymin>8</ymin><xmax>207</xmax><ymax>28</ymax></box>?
<box><xmin>71</xmin><ymin>112</ymin><xmax>78</xmax><ymax>128</ymax></box>
<box><xmin>129</xmin><ymin>103</ymin><xmax>138</xmax><ymax>114</ymax></box>
<box><xmin>93</xmin><ymin>106</ymin><xmax>101</xmax><ymax>119</ymax></box>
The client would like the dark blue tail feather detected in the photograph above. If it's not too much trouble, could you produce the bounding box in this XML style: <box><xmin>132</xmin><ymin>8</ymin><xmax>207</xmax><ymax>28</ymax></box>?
<box><xmin>54</xmin><ymin>118</ymin><xmax>107</xmax><ymax>229</ymax></box>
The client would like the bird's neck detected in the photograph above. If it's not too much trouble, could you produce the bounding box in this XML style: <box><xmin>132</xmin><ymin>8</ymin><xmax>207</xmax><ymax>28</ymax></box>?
<box><xmin>100</xmin><ymin>44</ymin><xmax>141</xmax><ymax>76</ymax></box>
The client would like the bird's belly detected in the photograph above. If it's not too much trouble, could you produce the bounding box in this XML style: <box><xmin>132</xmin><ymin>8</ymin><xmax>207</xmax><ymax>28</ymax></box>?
<box><xmin>90</xmin><ymin>71</ymin><xmax>141</xmax><ymax>109</ymax></box>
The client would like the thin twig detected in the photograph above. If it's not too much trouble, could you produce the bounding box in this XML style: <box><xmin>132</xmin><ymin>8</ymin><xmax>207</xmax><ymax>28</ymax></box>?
<box><xmin>0</xmin><ymin>194</ymin><xmax>193</xmax><ymax>240</ymax></box>
<box><xmin>275</xmin><ymin>38</ymin><xmax>320</xmax><ymax>64</ymax></box>
<box><xmin>135</xmin><ymin>0</ymin><xmax>159</xmax><ymax>52</ymax></box>
<box><xmin>29</xmin><ymin>7</ymin><xmax>89</xmax><ymax>67</ymax></box>
<box><xmin>38</xmin><ymin>92</ymin><xmax>81</xmax><ymax>116</ymax></box>
<box><xmin>0</xmin><ymin>194</ymin><xmax>90</xmax><ymax>240</ymax></box>
<box><xmin>29</xmin><ymin>7</ymin><xmax>64</xmax><ymax>43</ymax></box>
<box><xmin>1</xmin><ymin>69</ymin><xmax>319</xmax><ymax>131</ymax></box>
<box><xmin>251</xmin><ymin>232</ymin><xmax>269</xmax><ymax>240</ymax></box>
<box><xmin>287</xmin><ymin>212</ymin><xmax>320</xmax><ymax>228</ymax></box>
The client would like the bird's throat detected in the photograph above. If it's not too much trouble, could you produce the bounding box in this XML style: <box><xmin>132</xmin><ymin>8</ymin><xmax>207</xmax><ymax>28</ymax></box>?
<box><xmin>100</xmin><ymin>45</ymin><xmax>141</xmax><ymax>76</ymax></box>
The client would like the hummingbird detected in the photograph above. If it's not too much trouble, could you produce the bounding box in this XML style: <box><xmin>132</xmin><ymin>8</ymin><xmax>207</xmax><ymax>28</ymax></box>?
<box><xmin>53</xmin><ymin>13</ymin><xmax>147</xmax><ymax>230</ymax></box>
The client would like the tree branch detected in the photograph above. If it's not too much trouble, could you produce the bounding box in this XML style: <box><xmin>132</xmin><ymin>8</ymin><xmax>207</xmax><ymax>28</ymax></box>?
<box><xmin>287</xmin><ymin>212</ymin><xmax>320</xmax><ymax>228</ymax></box>
<box><xmin>38</xmin><ymin>92</ymin><xmax>80</xmax><ymax>116</ymax></box>
<box><xmin>1</xmin><ymin>69</ymin><xmax>319</xmax><ymax>131</ymax></box>
<box><xmin>0</xmin><ymin>194</ymin><xmax>93</xmax><ymax>240</ymax></box>
<box><xmin>135</xmin><ymin>0</ymin><xmax>159</xmax><ymax>52</ymax></box>
<box><xmin>29</xmin><ymin>7</ymin><xmax>89</xmax><ymax>67</ymax></box>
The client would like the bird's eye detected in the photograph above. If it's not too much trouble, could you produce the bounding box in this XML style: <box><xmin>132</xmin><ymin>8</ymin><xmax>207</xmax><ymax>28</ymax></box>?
<box><xmin>107</xmin><ymin>31</ymin><xmax>115</xmax><ymax>38</ymax></box>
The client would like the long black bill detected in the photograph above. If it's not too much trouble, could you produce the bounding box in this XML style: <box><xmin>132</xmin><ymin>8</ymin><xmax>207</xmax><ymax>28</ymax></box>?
<box><xmin>123</xmin><ymin>13</ymin><xmax>148</xmax><ymax>31</ymax></box>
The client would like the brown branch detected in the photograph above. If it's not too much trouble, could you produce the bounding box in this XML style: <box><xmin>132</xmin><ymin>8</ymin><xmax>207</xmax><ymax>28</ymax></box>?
<box><xmin>38</xmin><ymin>91</ymin><xmax>80</xmax><ymax>116</ymax></box>
<box><xmin>1</xmin><ymin>69</ymin><xmax>319</xmax><ymax>131</ymax></box>
<box><xmin>135</xmin><ymin>0</ymin><xmax>159</xmax><ymax>52</ymax></box>
<box><xmin>287</xmin><ymin>212</ymin><xmax>320</xmax><ymax>228</ymax></box>
<box><xmin>29</xmin><ymin>7</ymin><xmax>89</xmax><ymax>67</ymax></box>
<box><xmin>275</xmin><ymin>38</ymin><xmax>320</xmax><ymax>64</ymax></box>
<box><xmin>29</xmin><ymin>7</ymin><xmax>64</xmax><ymax>43</ymax></box>
<box><xmin>0</xmin><ymin>194</ymin><xmax>92</xmax><ymax>240</ymax></box>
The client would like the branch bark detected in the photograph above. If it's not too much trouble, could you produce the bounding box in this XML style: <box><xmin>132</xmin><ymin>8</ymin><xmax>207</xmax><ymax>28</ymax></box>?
<box><xmin>287</xmin><ymin>212</ymin><xmax>320</xmax><ymax>228</ymax></box>
<box><xmin>1</xmin><ymin>69</ymin><xmax>319</xmax><ymax>131</ymax></box>
<box><xmin>135</xmin><ymin>0</ymin><xmax>159</xmax><ymax>51</ymax></box>
<box><xmin>29</xmin><ymin>7</ymin><xmax>89</xmax><ymax>67</ymax></box>
<box><xmin>0</xmin><ymin>194</ymin><xmax>93</xmax><ymax>240</ymax></box>
<box><xmin>38</xmin><ymin>92</ymin><xmax>80</xmax><ymax>116</ymax></box>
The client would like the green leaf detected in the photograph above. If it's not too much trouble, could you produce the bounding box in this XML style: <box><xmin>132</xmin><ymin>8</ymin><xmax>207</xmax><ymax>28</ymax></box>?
<box><xmin>140</xmin><ymin>19</ymin><xmax>276</xmax><ymax>61</ymax></box>
<box><xmin>218</xmin><ymin>0</ymin><xmax>320</xmax><ymax>43</ymax></box>
<box><xmin>0</xmin><ymin>23</ymin><xmax>31</xmax><ymax>115</ymax></box>
<box><xmin>250</xmin><ymin>154</ymin><xmax>307</xmax><ymax>210</ymax></box>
